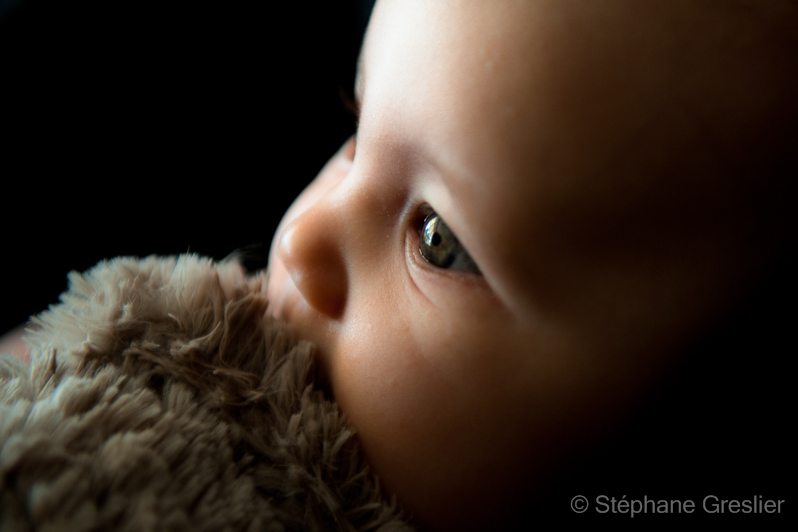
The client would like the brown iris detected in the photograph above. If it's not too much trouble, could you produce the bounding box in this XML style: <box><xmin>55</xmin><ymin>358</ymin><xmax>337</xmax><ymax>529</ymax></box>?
<box><xmin>420</xmin><ymin>212</ymin><xmax>459</xmax><ymax>268</ymax></box>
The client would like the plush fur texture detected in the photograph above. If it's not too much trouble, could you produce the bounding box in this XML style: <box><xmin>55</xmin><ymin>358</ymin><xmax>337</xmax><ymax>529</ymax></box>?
<box><xmin>0</xmin><ymin>254</ymin><xmax>414</xmax><ymax>532</ymax></box>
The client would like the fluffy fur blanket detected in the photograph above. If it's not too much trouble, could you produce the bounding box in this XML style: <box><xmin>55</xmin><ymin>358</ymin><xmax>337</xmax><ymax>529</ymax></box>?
<box><xmin>0</xmin><ymin>255</ymin><xmax>413</xmax><ymax>532</ymax></box>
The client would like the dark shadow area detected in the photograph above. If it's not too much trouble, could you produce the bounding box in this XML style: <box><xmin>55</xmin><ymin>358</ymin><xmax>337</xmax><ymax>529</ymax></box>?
<box><xmin>520</xmin><ymin>242</ymin><xmax>795</xmax><ymax>527</ymax></box>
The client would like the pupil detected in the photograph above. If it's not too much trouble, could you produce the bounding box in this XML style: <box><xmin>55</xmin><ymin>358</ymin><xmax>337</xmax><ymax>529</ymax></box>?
<box><xmin>431</xmin><ymin>233</ymin><xmax>442</xmax><ymax>246</ymax></box>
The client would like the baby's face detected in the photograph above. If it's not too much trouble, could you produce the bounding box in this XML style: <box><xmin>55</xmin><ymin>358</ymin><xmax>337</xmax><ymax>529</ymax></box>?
<box><xmin>268</xmin><ymin>1</ymin><xmax>793</xmax><ymax>529</ymax></box>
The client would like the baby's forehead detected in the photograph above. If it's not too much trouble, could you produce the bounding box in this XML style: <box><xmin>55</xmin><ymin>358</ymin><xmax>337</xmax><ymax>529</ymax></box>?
<box><xmin>362</xmin><ymin>0</ymin><xmax>797</xmax><ymax>304</ymax></box>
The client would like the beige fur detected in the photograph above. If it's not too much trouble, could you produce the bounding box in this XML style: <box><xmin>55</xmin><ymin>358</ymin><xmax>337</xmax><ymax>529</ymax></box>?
<box><xmin>0</xmin><ymin>255</ymin><xmax>413</xmax><ymax>531</ymax></box>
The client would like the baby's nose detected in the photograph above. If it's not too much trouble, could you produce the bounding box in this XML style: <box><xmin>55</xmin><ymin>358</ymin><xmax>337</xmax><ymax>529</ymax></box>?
<box><xmin>277</xmin><ymin>202</ymin><xmax>348</xmax><ymax>319</ymax></box>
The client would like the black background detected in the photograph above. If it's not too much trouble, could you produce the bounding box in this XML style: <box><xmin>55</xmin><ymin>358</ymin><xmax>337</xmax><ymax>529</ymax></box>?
<box><xmin>1</xmin><ymin>0</ymin><xmax>373</xmax><ymax>331</ymax></box>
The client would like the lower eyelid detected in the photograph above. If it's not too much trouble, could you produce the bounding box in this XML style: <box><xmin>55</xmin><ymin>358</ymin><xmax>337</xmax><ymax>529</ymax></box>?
<box><xmin>403</xmin><ymin>229</ymin><xmax>440</xmax><ymax>307</ymax></box>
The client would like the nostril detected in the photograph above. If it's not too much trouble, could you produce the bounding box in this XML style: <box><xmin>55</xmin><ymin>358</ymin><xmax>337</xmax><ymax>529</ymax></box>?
<box><xmin>277</xmin><ymin>212</ymin><xmax>348</xmax><ymax>319</ymax></box>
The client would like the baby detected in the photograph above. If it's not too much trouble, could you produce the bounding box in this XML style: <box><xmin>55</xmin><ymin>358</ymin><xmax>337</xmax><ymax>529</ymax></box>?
<box><xmin>266</xmin><ymin>0</ymin><xmax>796</xmax><ymax>530</ymax></box>
<box><xmin>1</xmin><ymin>0</ymin><xmax>793</xmax><ymax>529</ymax></box>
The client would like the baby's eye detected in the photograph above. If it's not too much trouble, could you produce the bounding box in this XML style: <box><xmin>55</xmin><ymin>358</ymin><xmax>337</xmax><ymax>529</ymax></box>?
<box><xmin>419</xmin><ymin>211</ymin><xmax>480</xmax><ymax>273</ymax></box>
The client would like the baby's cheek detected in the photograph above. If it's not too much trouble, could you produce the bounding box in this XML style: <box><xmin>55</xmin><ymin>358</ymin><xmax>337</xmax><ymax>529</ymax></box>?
<box><xmin>331</xmin><ymin>323</ymin><xmax>430</xmax><ymax>445</ymax></box>
<box><xmin>335</xmin><ymin>360</ymin><xmax>459</xmax><ymax>521</ymax></box>
<box><xmin>329</xmin><ymin>310</ymin><xmax>541</xmax><ymax>530</ymax></box>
